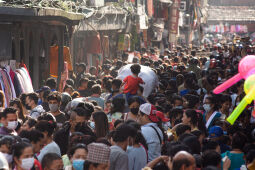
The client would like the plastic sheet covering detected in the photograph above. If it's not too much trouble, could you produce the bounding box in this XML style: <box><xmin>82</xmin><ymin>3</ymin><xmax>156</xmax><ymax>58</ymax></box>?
<box><xmin>117</xmin><ymin>64</ymin><xmax>159</xmax><ymax>97</ymax></box>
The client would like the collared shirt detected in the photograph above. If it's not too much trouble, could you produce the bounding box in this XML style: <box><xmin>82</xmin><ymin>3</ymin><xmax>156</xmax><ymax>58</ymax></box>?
<box><xmin>110</xmin><ymin>145</ymin><xmax>129</xmax><ymax>170</ymax></box>
<box><xmin>141</xmin><ymin>123</ymin><xmax>163</xmax><ymax>162</ymax></box>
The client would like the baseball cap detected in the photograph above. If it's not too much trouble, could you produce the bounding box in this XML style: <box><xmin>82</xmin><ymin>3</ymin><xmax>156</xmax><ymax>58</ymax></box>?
<box><xmin>36</xmin><ymin>86</ymin><xmax>50</xmax><ymax>93</ymax></box>
<box><xmin>86</xmin><ymin>143</ymin><xmax>110</xmax><ymax>164</ymax></box>
<box><xmin>156</xmin><ymin>111</ymin><xmax>169</xmax><ymax>122</ymax></box>
<box><xmin>139</xmin><ymin>103</ymin><xmax>159</xmax><ymax>123</ymax></box>
<box><xmin>209</xmin><ymin>126</ymin><xmax>223</xmax><ymax>138</ymax></box>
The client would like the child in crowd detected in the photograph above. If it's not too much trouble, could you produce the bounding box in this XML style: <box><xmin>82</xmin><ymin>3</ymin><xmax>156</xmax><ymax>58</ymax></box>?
<box><xmin>121</xmin><ymin>64</ymin><xmax>145</xmax><ymax>100</ymax></box>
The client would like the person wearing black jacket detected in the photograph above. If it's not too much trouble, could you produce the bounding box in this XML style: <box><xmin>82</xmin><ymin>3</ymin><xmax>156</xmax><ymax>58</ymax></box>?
<box><xmin>53</xmin><ymin>106</ymin><xmax>95</xmax><ymax>155</ymax></box>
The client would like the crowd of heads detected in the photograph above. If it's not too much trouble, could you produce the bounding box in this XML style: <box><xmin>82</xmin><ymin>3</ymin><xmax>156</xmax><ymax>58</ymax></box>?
<box><xmin>0</xmin><ymin>44</ymin><xmax>254</xmax><ymax>170</ymax></box>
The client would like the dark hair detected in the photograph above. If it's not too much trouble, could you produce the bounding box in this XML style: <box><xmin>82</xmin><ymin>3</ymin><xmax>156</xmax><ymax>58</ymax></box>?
<box><xmin>130</xmin><ymin>64</ymin><xmax>141</xmax><ymax>75</ymax></box>
<box><xmin>35</xmin><ymin>120</ymin><xmax>56</xmax><ymax>137</ymax></box>
<box><xmin>24</xmin><ymin>118</ymin><xmax>37</xmax><ymax>128</ymax></box>
<box><xmin>113</xmin><ymin>119</ymin><xmax>124</xmax><ymax>129</ymax></box>
<box><xmin>182</xmin><ymin>136</ymin><xmax>201</xmax><ymax>155</ymax></box>
<box><xmin>87</xmin><ymin>81</ymin><xmax>96</xmax><ymax>89</ymax></box>
<box><xmin>47</xmin><ymin>92</ymin><xmax>62</xmax><ymax>103</ymax></box>
<box><xmin>91</xmin><ymin>84</ymin><xmax>102</xmax><ymax>95</ymax></box>
<box><xmin>2</xmin><ymin>107</ymin><xmax>17</xmax><ymax>118</ymax></box>
<box><xmin>206</xmin><ymin>96</ymin><xmax>220</xmax><ymax>111</ymax></box>
<box><xmin>84</xmin><ymin>161</ymin><xmax>99</xmax><ymax>170</ymax></box>
<box><xmin>172</xmin><ymin>153</ymin><xmax>192</xmax><ymax>170</ymax></box>
<box><xmin>0</xmin><ymin>90</ymin><xmax>5</xmax><ymax>108</ymax></box>
<box><xmin>103</xmin><ymin>79</ymin><xmax>112</xmax><ymax>92</ymax></box>
<box><xmin>0</xmin><ymin>135</ymin><xmax>17</xmax><ymax>153</ymax></box>
<box><xmin>76</xmin><ymin>102</ymin><xmax>95</xmax><ymax>120</ymax></box>
<box><xmin>246</xmin><ymin>149</ymin><xmax>255</xmax><ymax>164</ymax></box>
<box><xmin>163</xmin><ymin>142</ymin><xmax>190</xmax><ymax>158</ymax></box>
<box><xmin>43</xmin><ymin>90</ymin><xmax>51</xmax><ymax>101</ymax></box>
<box><xmin>19</xmin><ymin>129</ymin><xmax>44</xmax><ymax>143</ymax></box>
<box><xmin>46</xmin><ymin>78</ymin><xmax>57</xmax><ymax>89</ymax></box>
<box><xmin>10</xmin><ymin>98</ymin><xmax>25</xmax><ymax>121</ymax></box>
<box><xmin>67</xmin><ymin>143</ymin><xmax>88</xmax><ymax>159</ymax></box>
<box><xmin>183</xmin><ymin>94</ymin><xmax>199</xmax><ymax>109</ymax></box>
<box><xmin>184</xmin><ymin>109</ymin><xmax>198</xmax><ymax>127</ymax></box>
<box><xmin>89</xmin><ymin>66</ymin><xmax>96</xmax><ymax>74</ymax></box>
<box><xmin>41</xmin><ymin>153</ymin><xmax>62</xmax><ymax>169</ymax></box>
<box><xmin>78</xmin><ymin>63</ymin><xmax>86</xmax><ymax>71</ymax></box>
<box><xmin>202</xmin><ymin>151</ymin><xmax>221</xmax><ymax>168</ymax></box>
<box><xmin>111</xmin><ymin>97</ymin><xmax>125</xmax><ymax>113</ymax></box>
<box><xmin>202</xmin><ymin>166</ymin><xmax>219</xmax><ymax>170</ymax></box>
<box><xmin>37</xmin><ymin>113</ymin><xmax>57</xmax><ymax>129</ymax></box>
<box><xmin>113</xmin><ymin>124</ymin><xmax>137</xmax><ymax>142</ymax></box>
<box><xmin>169</xmin><ymin>108</ymin><xmax>183</xmax><ymax>123</ymax></box>
<box><xmin>128</xmin><ymin>97</ymin><xmax>141</xmax><ymax>106</ymax></box>
<box><xmin>79</xmin><ymin>78</ymin><xmax>89</xmax><ymax>87</ymax></box>
<box><xmin>19</xmin><ymin>93</ymin><xmax>27</xmax><ymax>106</ymax></box>
<box><xmin>93</xmin><ymin>112</ymin><xmax>109</xmax><ymax>138</ymax></box>
<box><xmin>13</xmin><ymin>142</ymin><xmax>32</xmax><ymax>159</ymax></box>
<box><xmin>232</xmin><ymin>131</ymin><xmax>247</xmax><ymax>151</ymax></box>
<box><xmin>202</xmin><ymin>140</ymin><xmax>219</xmax><ymax>153</ymax></box>
<box><xmin>176</xmin><ymin>125</ymin><xmax>191</xmax><ymax>137</ymax></box>
<box><xmin>66</xmin><ymin>79</ymin><xmax>75</xmax><ymax>87</ymax></box>
<box><xmin>112</xmin><ymin>79</ymin><xmax>122</xmax><ymax>89</ymax></box>
<box><xmin>27</xmin><ymin>92</ymin><xmax>39</xmax><ymax>104</ymax></box>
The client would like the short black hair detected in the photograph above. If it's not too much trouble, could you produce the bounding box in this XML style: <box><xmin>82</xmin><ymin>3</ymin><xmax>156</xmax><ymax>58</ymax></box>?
<box><xmin>24</xmin><ymin>118</ymin><xmax>37</xmax><ymax>129</ymax></box>
<box><xmin>48</xmin><ymin>92</ymin><xmax>62</xmax><ymax>103</ymax></box>
<box><xmin>202</xmin><ymin>140</ymin><xmax>219</xmax><ymax>153</ymax></box>
<box><xmin>67</xmin><ymin>143</ymin><xmax>88</xmax><ymax>159</ymax></box>
<box><xmin>232</xmin><ymin>131</ymin><xmax>247</xmax><ymax>151</ymax></box>
<box><xmin>66</xmin><ymin>79</ymin><xmax>75</xmax><ymax>87</ymax></box>
<box><xmin>27</xmin><ymin>92</ymin><xmax>39</xmax><ymax>104</ymax></box>
<box><xmin>181</xmin><ymin>136</ymin><xmax>201</xmax><ymax>155</ymax></box>
<box><xmin>130</xmin><ymin>64</ymin><xmax>141</xmax><ymax>75</ymax></box>
<box><xmin>113</xmin><ymin>124</ymin><xmax>137</xmax><ymax>142</ymax></box>
<box><xmin>176</xmin><ymin>125</ymin><xmax>191</xmax><ymax>137</ymax></box>
<box><xmin>128</xmin><ymin>96</ymin><xmax>141</xmax><ymax>106</ymax></box>
<box><xmin>19</xmin><ymin>129</ymin><xmax>44</xmax><ymax>143</ymax></box>
<box><xmin>46</xmin><ymin>78</ymin><xmax>57</xmax><ymax>89</ymax></box>
<box><xmin>78</xmin><ymin>63</ymin><xmax>86</xmax><ymax>71</ymax></box>
<box><xmin>202</xmin><ymin>151</ymin><xmax>221</xmax><ymax>168</ymax></box>
<box><xmin>2</xmin><ymin>107</ymin><xmax>17</xmax><ymax>118</ymax></box>
<box><xmin>91</xmin><ymin>85</ymin><xmax>101</xmax><ymax>95</ymax></box>
<box><xmin>112</xmin><ymin>79</ymin><xmax>122</xmax><ymax>89</ymax></box>
<box><xmin>41</xmin><ymin>153</ymin><xmax>62</xmax><ymax>169</ymax></box>
<box><xmin>13</xmin><ymin>142</ymin><xmax>32</xmax><ymax>159</ymax></box>
<box><xmin>79</xmin><ymin>78</ymin><xmax>89</xmax><ymax>87</ymax></box>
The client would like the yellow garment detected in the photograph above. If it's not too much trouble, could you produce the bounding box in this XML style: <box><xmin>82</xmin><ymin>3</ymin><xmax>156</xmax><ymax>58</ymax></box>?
<box><xmin>50</xmin><ymin>46</ymin><xmax>73</xmax><ymax>77</ymax></box>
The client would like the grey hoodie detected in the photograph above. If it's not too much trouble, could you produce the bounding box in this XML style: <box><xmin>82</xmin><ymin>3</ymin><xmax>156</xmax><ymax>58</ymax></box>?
<box><xmin>30</xmin><ymin>105</ymin><xmax>45</xmax><ymax>119</ymax></box>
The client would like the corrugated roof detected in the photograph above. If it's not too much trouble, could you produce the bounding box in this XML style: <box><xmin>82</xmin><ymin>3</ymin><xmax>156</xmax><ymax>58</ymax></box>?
<box><xmin>208</xmin><ymin>6</ymin><xmax>255</xmax><ymax>22</ymax></box>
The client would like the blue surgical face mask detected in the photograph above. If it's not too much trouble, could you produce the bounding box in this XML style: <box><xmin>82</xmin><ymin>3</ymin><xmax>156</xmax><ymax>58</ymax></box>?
<box><xmin>90</xmin><ymin>122</ymin><xmax>95</xmax><ymax>130</ymax></box>
<box><xmin>175</xmin><ymin>106</ymin><xmax>183</xmax><ymax>109</ymax></box>
<box><xmin>73</xmin><ymin>159</ymin><xmax>85</xmax><ymax>170</ymax></box>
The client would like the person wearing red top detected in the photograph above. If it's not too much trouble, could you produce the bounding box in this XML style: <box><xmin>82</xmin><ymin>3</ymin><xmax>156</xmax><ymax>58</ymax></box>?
<box><xmin>121</xmin><ymin>64</ymin><xmax>145</xmax><ymax>99</ymax></box>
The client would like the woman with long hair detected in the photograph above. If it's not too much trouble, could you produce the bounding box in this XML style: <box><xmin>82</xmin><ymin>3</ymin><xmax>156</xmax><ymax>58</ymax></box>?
<box><xmin>10</xmin><ymin>98</ymin><xmax>26</xmax><ymax>122</ymax></box>
<box><xmin>0</xmin><ymin>90</ymin><xmax>5</xmax><ymax>111</ymax></box>
<box><xmin>92</xmin><ymin>111</ymin><xmax>109</xmax><ymax>138</ymax></box>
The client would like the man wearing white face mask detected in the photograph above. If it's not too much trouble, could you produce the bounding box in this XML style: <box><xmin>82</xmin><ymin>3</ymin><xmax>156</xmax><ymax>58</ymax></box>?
<box><xmin>48</xmin><ymin>92</ymin><xmax>67</xmax><ymax>127</ymax></box>
<box><xmin>0</xmin><ymin>107</ymin><xmax>18</xmax><ymax>136</ymax></box>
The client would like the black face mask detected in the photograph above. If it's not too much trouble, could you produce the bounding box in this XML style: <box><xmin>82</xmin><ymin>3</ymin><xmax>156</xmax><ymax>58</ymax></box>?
<box><xmin>25</xmin><ymin>104</ymin><xmax>31</xmax><ymax>110</ymax></box>
<box><xmin>130</xmin><ymin>108</ymin><xmax>139</xmax><ymax>115</ymax></box>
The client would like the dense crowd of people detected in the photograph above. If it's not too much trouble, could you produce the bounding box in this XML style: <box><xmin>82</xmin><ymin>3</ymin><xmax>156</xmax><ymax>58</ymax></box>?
<box><xmin>0</xmin><ymin>44</ymin><xmax>254</xmax><ymax>170</ymax></box>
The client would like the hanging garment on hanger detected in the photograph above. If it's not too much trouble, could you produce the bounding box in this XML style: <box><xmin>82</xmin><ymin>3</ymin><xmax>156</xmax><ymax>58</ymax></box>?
<box><xmin>0</xmin><ymin>73</ymin><xmax>7</xmax><ymax>108</ymax></box>
<box><xmin>4</xmin><ymin>66</ymin><xmax>16</xmax><ymax>100</ymax></box>
<box><xmin>16</xmin><ymin>72</ymin><xmax>25</xmax><ymax>93</ymax></box>
<box><xmin>20</xmin><ymin>68</ymin><xmax>33</xmax><ymax>92</ymax></box>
